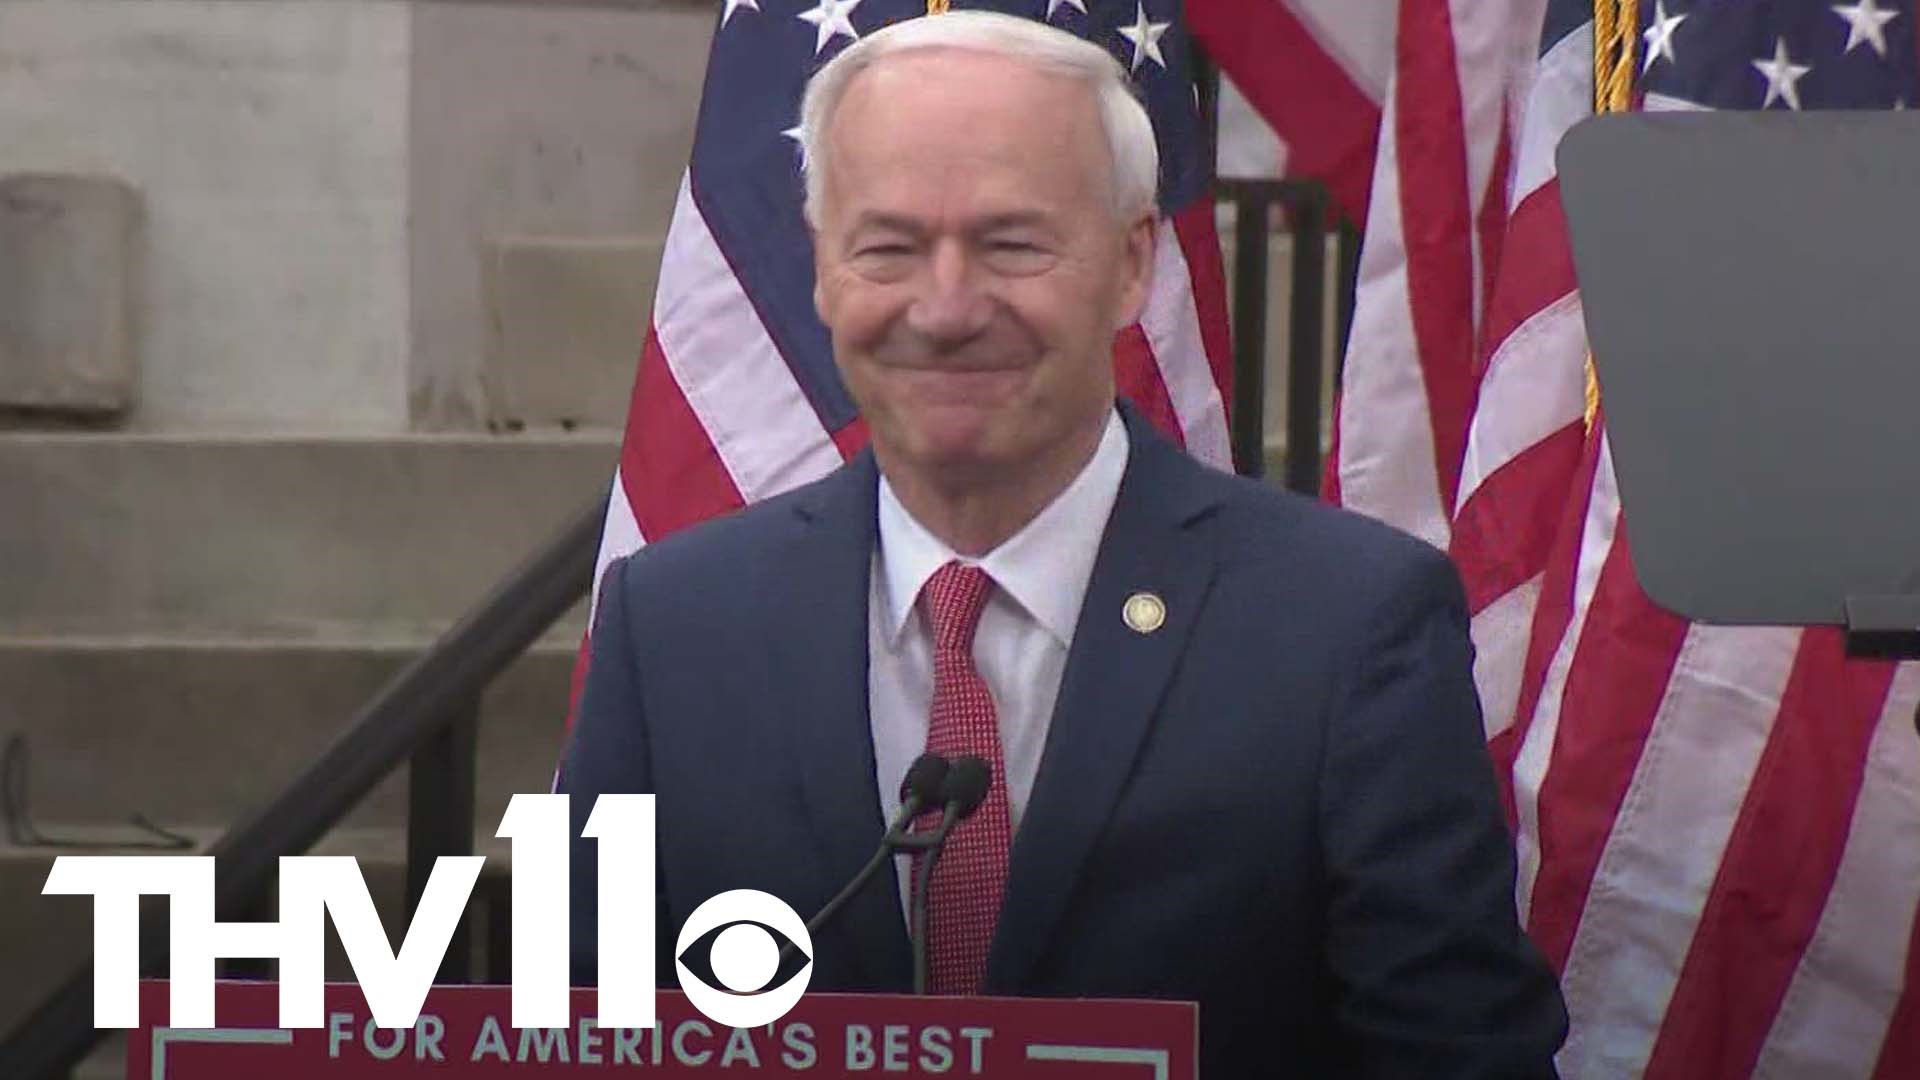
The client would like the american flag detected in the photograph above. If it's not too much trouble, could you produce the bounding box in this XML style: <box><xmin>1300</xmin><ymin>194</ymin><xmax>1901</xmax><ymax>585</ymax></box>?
<box><xmin>570</xmin><ymin>0</ymin><xmax>1234</xmax><ymax>710</ymax></box>
<box><xmin>1187</xmin><ymin>0</ymin><xmax>1394</xmax><ymax>221</ymax></box>
<box><xmin>1328</xmin><ymin>0</ymin><xmax>1541</xmax><ymax>538</ymax></box>
<box><xmin>1340</xmin><ymin>0</ymin><xmax>1920</xmax><ymax>1075</ymax></box>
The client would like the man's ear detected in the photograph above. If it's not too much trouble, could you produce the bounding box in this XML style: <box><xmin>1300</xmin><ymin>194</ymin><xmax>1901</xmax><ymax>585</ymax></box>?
<box><xmin>1115</xmin><ymin>212</ymin><xmax>1157</xmax><ymax>330</ymax></box>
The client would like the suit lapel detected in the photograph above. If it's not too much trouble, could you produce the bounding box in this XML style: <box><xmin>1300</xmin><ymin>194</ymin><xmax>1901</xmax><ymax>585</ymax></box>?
<box><xmin>767</xmin><ymin>453</ymin><xmax>913</xmax><ymax>989</ymax></box>
<box><xmin>986</xmin><ymin>414</ymin><xmax>1224</xmax><ymax>989</ymax></box>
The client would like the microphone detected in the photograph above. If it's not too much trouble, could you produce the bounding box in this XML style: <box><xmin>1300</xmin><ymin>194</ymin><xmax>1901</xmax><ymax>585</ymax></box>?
<box><xmin>908</xmin><ymin>755</ymin><xmax>993</xmax><ymax>995</ymax></box>
<box><xmin>779</xmin><ymin>754</ymin><xmax>951</xmax><ymax>970</ymax></box>
<box><xmin>884</xmin><ymin>753</ymin><xmax>953</xmax><ymax>848</ymax></box>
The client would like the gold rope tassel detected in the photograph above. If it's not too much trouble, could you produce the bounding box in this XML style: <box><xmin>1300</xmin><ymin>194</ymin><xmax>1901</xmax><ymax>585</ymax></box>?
<box><xmin>926</xmin><ymin>0</ymin><xmax>949</xmax><ymax>12</ymax></box>
<box><xmin>1584</xmin><ymin>0</ymin><xmax>1638</xmax><ymax>430</ymax></box>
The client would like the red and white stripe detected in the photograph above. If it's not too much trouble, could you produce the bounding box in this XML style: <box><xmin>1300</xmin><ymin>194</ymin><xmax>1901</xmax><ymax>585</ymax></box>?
<box><xmin>1187</xmin><ymin>0</ymin><xmax>1393</xmax><ymax>220</ymax></box>
<box><xmin>1330</xmin><ymin>0</ymin><xmax>1544</xmax><ymax>549</ymax></box>
<box><xmin>584</xmin><ymin>174</ymin><xmax>843</xmax><ymax>629</ymax></box>
<box><xmin>1451</xmin><ymin>18</ymin><xmax>1591</xmax><ymax>739</ymax></box>
<box><xmin>1753</xmin><ymin>662</ymin><xmax>1920</xmax><ymax>1079</ymax></box>
<box><xmin>1339</xmin><ymin>5</ymin><xmax>1920</xmax><ymax>1076</ymax></box>
<box><xmin>1509</xmin><ymin>429</ymin><xmax>1920</xmax><ymax>1077</ymax></box>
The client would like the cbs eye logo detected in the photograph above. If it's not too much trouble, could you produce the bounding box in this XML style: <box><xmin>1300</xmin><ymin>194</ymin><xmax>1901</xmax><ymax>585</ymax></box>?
<box><xmin>675</xmin><ymin>890</ymin><xmax>814</xmax><ymax>1027</ymax></box>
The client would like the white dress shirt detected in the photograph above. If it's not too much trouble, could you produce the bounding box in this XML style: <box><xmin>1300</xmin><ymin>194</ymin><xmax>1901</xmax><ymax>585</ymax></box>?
<box><xmin>868</xmin><ymin>409</ymin><xmax>1130</xmax><ymax>908</ymax></box>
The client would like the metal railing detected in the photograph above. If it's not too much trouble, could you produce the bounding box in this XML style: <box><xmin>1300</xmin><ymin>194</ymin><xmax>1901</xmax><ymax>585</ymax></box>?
<box><xmin>1196</xmin><ymin>49</ymin><xmax>1362</xmax><ymax>493</ymax></box>
<box><xmin>0</xmin><ymin>501</ymin><xmax>605</xmax><ymax>1079</ymax></box>
<box><xmin>1219</xmin><ymin>177</ymin><xmax>1361</xmax><ymax>492</ymax></box>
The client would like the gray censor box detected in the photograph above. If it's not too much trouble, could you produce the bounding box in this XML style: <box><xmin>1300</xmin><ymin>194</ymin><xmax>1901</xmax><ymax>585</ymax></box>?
<box><xmin>1558</xmin><ymin>111</ymin><xmax>1920</xmax><ymax>679</ymax></box>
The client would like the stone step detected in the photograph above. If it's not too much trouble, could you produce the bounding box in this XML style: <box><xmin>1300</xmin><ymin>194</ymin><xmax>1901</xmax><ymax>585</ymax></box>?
<box><xmin>0</xmin><ymin>433</ymin><xmax>616</xmax><ymax>635</ymax></box>
<box><xmin>1</xmin><ymin>828</ymin><xmax>518</xmax><ymax>1064</ymax></box>
<box><xmin>0</xmin><ymin>634</ymin><xmax>576</xmax><ymax>829</ymax></box>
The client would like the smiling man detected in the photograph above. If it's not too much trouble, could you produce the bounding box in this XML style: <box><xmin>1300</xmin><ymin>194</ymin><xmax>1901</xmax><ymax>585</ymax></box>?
<box><xmin>560</xmin><ymin>12</ymin><xmax>1566</xmax><ymax>1076</ymax></box>
<box><xmin>806</xmin><ymin>34</ymin><xmax>1154</xmax><ymax>558</ymax></box>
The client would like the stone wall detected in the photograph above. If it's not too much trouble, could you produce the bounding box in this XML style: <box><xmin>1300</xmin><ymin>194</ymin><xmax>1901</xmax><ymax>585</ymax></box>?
<box><xmin>0</xmin><ymin>0</ymin><xmax>711</xmax><ymax>433</ymax></box>
<box><xmin>0</xmin><ymin>0</ymin><xmax>414</xmax><ymax>431</ymax></box>
<box><xmin>410</xmin><ymin>0</ymin><xmax>711</xmax><ymax>431</ymax></box>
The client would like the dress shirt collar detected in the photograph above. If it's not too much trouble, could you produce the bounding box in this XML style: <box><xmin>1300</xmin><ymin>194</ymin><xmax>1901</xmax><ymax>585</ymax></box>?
<box><xmin>876</xmin><ymin>408</ymin><xmax>1130</xmax><ymax>648</ymax></box>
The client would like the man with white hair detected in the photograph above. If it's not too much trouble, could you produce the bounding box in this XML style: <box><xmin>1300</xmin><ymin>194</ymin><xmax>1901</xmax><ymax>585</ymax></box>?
<box><xmin>561</xmin><ymin>11</ymin><xmax>1566</xmax><ymax>1075</ymax></box>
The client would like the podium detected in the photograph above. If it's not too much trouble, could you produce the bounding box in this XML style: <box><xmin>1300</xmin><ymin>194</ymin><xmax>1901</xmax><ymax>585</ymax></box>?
<box><xmin>125</xmin><ymin>981</ymin><xmax>1198</xmax><ymax>1078</ymax></box>
<box><xmin>1557</xmin><ymin>109</ymin><xmax>1920</xmax><ymax>663</ymax></box>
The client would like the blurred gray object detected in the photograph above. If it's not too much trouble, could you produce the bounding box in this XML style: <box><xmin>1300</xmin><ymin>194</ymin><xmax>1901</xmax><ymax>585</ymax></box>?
<box><xmin>1559</xmin><ymin>110</ymin><xmax>1920</xmax><ymax>636</ymax></box>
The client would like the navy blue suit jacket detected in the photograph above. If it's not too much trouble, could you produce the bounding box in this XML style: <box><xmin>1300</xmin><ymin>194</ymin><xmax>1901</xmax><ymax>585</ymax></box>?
<box><xmin>560</xmin><ymin>406</ymin><xmax>1566</xmax><ymax>1076</ymax></box>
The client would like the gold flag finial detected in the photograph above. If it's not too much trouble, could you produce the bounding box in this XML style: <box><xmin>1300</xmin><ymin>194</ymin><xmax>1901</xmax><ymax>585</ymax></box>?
<box><xmin>1583</xmin><ymin>0</ymin><xmax>1639</xmax><ymax>430</ymax></box>
<box><xmin>927</xmin><ymin>0</ymin><xmax>950</xmax><ymax>12</ymax></box>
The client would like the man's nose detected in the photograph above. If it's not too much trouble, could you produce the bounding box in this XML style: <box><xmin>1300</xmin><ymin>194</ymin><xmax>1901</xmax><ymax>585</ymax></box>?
<box><xmin>905</xmin><ymin>240</ymin><xmax>992</xmax><ymax>344</ymax></box>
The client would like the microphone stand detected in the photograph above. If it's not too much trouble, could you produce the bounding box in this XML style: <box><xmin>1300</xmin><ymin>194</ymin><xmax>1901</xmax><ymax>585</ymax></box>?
<box><xmin>894</xmin><ymin>803</ymin><xmax>963</xmax><ymax>996</ymax></box>
<box><xmin>778</xmin><ymin>755</ymin><xmax>950</xmax><ymax>971</ymax></box>
<box><xmin>895</xmin><ymin>756</ymin><xmax>991</xmax><ymax>996</ymax></box>
<box><xmin>804</xmin><ymin>808</ymin><xmax>922</xmax><ymax>940</ymax></box>
<box><xmin>776</xmin><ymin>756</ymin><xmax>989</xmax><ymax>993</ymax></box>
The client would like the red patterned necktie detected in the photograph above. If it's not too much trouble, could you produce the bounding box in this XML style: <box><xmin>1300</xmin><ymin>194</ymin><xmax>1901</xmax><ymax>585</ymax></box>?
<box><xmin>913</xmin><ymin>560</ymin><xmax>1013</xmax><ymax>995</ymax></box>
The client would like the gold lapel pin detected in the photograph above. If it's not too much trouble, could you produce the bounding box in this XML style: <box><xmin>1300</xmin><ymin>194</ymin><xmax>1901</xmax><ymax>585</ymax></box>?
<box><xmin>1123</xmin><ymin>592</ymin><xmax>1166</xmax><ymax>634</ymax></box>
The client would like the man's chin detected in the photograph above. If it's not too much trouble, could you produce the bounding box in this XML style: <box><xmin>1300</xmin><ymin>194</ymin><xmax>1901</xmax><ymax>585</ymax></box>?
<box><xmin>891</xmin><ymin>429</ymin><xmax>1013</xmax><ymax>486</ymax></box>
<box><xmin>910</xmin><ymin>440</ymin><xmax>1003</xmax><ymax>477</ymax></box>
<box><xmin>892</xmin><ymin>404</ymin><xmax>1001</xmax><ymax>451</ymax></box>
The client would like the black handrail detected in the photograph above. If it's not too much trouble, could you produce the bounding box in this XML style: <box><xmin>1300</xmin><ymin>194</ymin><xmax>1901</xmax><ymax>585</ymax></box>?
<box><xmin>0</xmin><ymin>497</ymin><xmax>606</xmax><ymax>1080</ymax></box>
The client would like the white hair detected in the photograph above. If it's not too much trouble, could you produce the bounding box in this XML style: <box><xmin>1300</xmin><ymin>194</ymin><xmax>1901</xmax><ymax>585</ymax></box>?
<box><xmin>797</xmin><ymin>11</ymin><xmax>1160</xmax><ymax>226</ymax></box>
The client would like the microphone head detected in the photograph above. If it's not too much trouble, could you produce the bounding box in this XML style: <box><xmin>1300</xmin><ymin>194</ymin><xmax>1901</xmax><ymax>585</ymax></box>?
<box><xmin>941</xmin><ymin>756</ymin><xmax>993</xmax><ymax>818</ymax></box>
<box><xmin>901</xmin><ymin>753</ymin><xmax>951</xmax><ymax>806</ymax></box>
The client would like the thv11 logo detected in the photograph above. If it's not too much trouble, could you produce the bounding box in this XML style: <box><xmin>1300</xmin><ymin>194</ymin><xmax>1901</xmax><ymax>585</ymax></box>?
<box><xmin>42</xmin><ymin>794</ymin><xmax>811</xmax><ymax>1031</ymax></box>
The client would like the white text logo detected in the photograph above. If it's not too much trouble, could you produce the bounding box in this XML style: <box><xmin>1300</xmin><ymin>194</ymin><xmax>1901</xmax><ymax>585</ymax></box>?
<box><xmin>41</xmin><ymin>795</ymin><xmax>812</xmax><ymax>1031</ymax></box>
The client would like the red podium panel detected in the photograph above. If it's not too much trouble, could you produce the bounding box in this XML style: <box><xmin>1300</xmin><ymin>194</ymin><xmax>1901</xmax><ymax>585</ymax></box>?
<box><xmin>125</xmin><ymin>981</ymin><xmax>1196</xmax><ymax>1078</ymax></box>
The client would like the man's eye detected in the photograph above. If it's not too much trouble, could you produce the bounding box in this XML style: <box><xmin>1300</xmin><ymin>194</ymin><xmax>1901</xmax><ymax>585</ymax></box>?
<box><xmin>984</xmin><ymin>240</ymin><xmax>1054</xmax><ymax>273</ymax></box>
<box><xmin>856</xmin><ymin>244</ymin><xmax>912</xmax><ymax>257</ymax></box>
<box><xmin>676</xmin><ymin>919</ymin><xmax>810</xmax><ymax>995</ymax></box>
